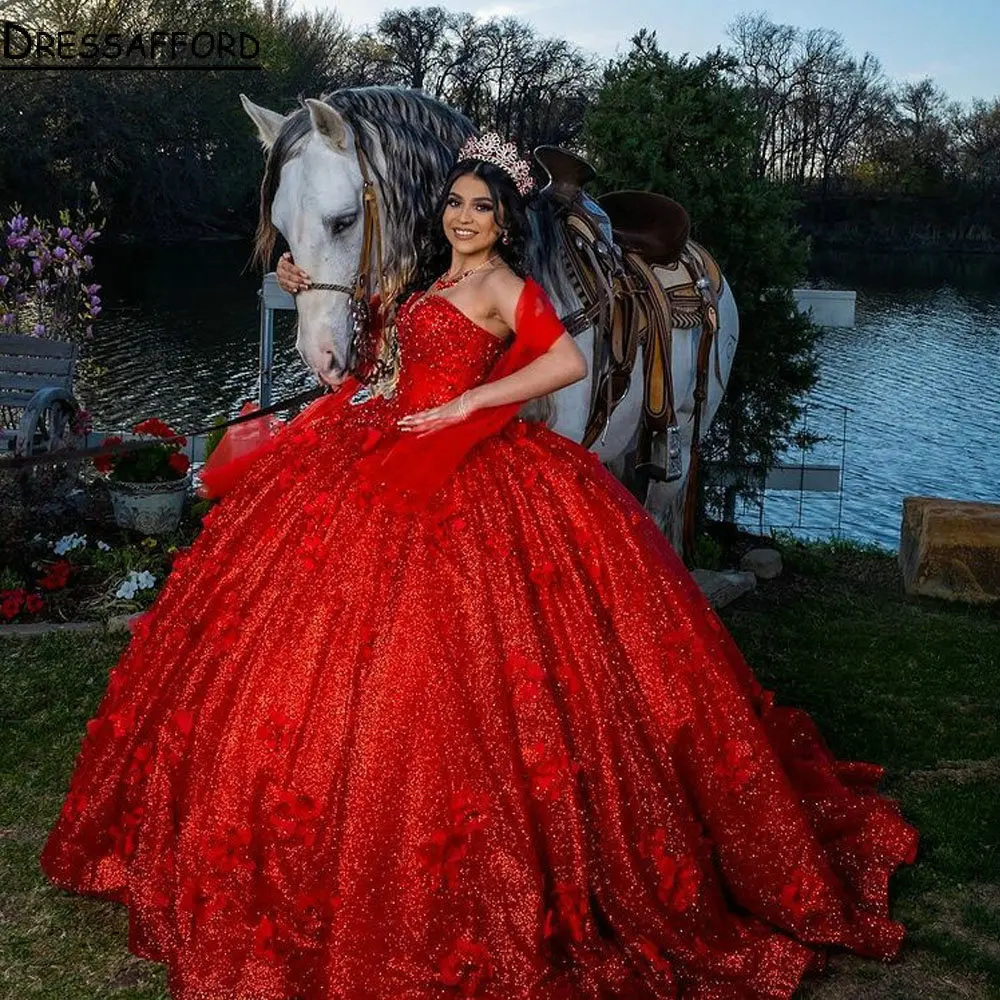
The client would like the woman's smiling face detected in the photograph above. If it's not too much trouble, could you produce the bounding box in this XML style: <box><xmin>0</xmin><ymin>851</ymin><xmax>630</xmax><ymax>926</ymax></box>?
<box><xmin>442</xmin><ymin>173</ymin><xmax>503</xmax><ymax>256</ymax></box>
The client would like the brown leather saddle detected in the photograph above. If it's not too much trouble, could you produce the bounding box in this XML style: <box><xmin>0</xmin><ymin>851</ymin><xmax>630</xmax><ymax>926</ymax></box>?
<box><xmin>535</xmin><ymin>145</ymin><xmax>725</xmax><ymax>555</ymax></box>
<box><xmin>535</xmin><ymin>148</ymin><xmax>722</xmax><ymax>448</ymax></box>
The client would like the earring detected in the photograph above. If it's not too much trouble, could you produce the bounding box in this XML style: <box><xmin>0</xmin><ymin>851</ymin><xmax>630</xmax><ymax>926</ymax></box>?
<box><xmin>501</xmin><ymin>229</ymin><xmax>511</xmax><ymax>245</ymax></box>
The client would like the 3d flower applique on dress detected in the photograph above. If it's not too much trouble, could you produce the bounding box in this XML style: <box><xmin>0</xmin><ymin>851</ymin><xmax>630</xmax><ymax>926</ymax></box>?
<box><xmin>126</xmin><ymin>742</ymin><xmax>155</xmax><ymax>787</ymax></box>
<box><xmin>437</xmin><ymin>936</ymin><xmax>494</xmax><ymax>996</ymax></box>
<box><xmin>297</xmin><ymin>529</ymin><xmax>330</xmax><ymax>572</ymax></box>
<box><xmin>542</xmin><ymin>880</ymin><xmax>589</xmax><ymax>946</ymax></box>
<box><xmin>292</xmin><ymin>887</ymin><xmax>343</xmax><ymax>936</ymax></box>
<box><xmin>417</xmin><ymin>827</ymin><xmax>470</xmax><ymax>892</ymax></box>
<box><xmin>638</xmin><ymin>827</ymin><xmax>702</xmax><ymax>913</ymax></box>
<box><xmin>177</xmin><ymin>874</ymin><xmax>231</xmax><ymax>927</ymax></box>
<box><xmin>448</xmin><ymin>785</ymin><xmax>490</xmax><ymax>836</ymax></box>
<box><xmin>502</xmin><ymin>652</ymin><xmax>546</xmax><ymax>707</ymax></box>
<box><xmin>268</xmin><ymin>789</ymin><xmax>322</xmax><ymax>847</ymax></box>
<box><xmin>780</xmin><ymin>867</ymin><xmax>828</xmax><ymax>923</ymax></box>
<box><xmin>524</xmin><ymin>740</ymin><xmax>582</xmax><ymax>803</ymax></box>
<box><xmin>257</xmin><ymin>707</ymin><xmax>296</xmax><ymax>752</ymax></box>
<box><xmin>417</xmin><ymin>785</ymin><xmax>491</xmax><ymax>892</ymax></box>
<box><xmin>107</xmin><ymin>806</ymin><xmax>145</xmax><ymax>860</ymax></box>
<box><xmin>529</xmin><ymin>560</ymin><xmax>557</xmax><ymax>589</ymax></box>
<box><xmin>712</xmin><ymin>737</ymin><xmax>756</xmax><ymax>790</ymax></box>
<box><xmin>204</xmin><ymin>823</ymin><xmax>255</xmax><ymax>875</ymax></box>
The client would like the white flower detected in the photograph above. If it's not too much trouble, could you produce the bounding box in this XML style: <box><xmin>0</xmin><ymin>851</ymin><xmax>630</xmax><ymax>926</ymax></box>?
<box><xmin>114</xmin><ymin>569</ymin><xmax>157</xmax><ymax>601</ymax></box>
<box><xmin>53</xmin><ymin>532</ymin><xmax>87</xmax><ymax>555</ymax></box>
<box><xmin>97</xmin><ymin>540</ymin><xmax>111</xmax><ymax>552</ymax></box>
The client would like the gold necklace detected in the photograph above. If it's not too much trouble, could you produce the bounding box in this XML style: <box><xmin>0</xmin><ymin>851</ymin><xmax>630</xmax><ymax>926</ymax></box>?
<box><xmin>434</xmin><ymin>254</ymin><xmax>501</xmax><ymax>290</ymax></box>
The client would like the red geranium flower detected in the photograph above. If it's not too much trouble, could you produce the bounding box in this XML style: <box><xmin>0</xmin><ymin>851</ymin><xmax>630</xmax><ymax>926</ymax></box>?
<box><xmin>24</xmin><ymin>592</ymin><xmax>44</xmax><ymax>614</ymax></box>
<box><xmin>0</xmin><ymin>589</ymin><xmax>25</xmax><ymax>620</ymax></box>
<box><xmin>39</xmin><ymin>559</ymin><xmax>72</xmax><ymax>591</ymax></box>
<box><xmin>168</xmin><ymin>452</ymin><xmax>191</xmax><ymax>475</ymax></box>
<box><xmin>93</xmin><ymin>435</ymin><xmax>123</xmax><ymax>474</ymax></box>
<box><xmin>133</xmin><ymin>417</ymin><xmax>180</xmax><ymax>440</ymax></box>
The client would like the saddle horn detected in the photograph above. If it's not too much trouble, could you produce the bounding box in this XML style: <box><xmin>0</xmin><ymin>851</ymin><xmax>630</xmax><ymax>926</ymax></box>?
<box><xmin>533</xmin><ymin>146</ymin><xmax>598</xmax><ymax>205</ymax></box>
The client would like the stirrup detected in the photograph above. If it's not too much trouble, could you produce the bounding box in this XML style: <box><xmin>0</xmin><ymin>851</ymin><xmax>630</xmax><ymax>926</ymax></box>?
<box><xmin>635</xmin><ymin>425</ymin><xmax>682</xmax><ymax>483</ymax></box>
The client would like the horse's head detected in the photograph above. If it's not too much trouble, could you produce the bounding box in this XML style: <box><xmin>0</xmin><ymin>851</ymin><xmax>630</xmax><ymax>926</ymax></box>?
<box><xmin>241</xmin><ymin>94</ymin><xmax>368</xmax><ymax>385</ymax></box>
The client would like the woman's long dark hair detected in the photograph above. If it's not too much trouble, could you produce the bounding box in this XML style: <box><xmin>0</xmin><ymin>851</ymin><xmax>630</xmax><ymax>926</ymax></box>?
<box><xmin>403</xmin><ymin>159</ymin><xmax>533</xmax><ymax>298</ymax></box>
<box><xmin>391</xmin><ymin>157</ymin><xmax>558</xmax><ymax>427</ymax></box>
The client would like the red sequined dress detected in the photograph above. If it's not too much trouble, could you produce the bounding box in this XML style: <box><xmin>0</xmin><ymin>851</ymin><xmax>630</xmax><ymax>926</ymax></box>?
<box><xmin>41</xmin><ymin>289</ymin><xmax>917</xmax><ymax>1000</ymax></box>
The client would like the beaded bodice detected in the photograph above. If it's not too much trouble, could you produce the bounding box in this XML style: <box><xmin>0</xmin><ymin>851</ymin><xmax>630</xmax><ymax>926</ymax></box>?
<box><xmin>389</xmin><ymin>293</ymin><xmax>509</xmax><ymax>410</ymax></box>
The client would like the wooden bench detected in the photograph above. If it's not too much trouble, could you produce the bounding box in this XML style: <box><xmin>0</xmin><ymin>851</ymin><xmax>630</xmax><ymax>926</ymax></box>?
<box><xmin>1</xmin><ymin>334</ymin><xmax>81</xmax><ymax>457</ymax></box>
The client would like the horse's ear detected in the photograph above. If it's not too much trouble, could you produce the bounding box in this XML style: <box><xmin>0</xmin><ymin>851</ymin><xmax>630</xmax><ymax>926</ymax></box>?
<box><xmin>240</xmin><ymin>94</ymin><xmax>288</xmax><ymax>150</ymax></box>
<box><xmin>304</xmin><ymin>98</ymin><xmax>347</xmax><ymax>149</ymax></box>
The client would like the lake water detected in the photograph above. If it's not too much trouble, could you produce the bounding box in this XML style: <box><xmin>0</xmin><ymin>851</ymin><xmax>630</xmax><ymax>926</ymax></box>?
<box><xmin>77</xmin><ymin>241</ymin><xmax>1000</xmax><ymax>550</ymax></box>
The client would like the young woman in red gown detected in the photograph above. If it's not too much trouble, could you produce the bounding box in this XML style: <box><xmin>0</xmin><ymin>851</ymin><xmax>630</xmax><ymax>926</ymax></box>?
<box><xmin>41</xmin><ymin>135</ymin><xmax>917</xmax><ymax>1000</ymax></box>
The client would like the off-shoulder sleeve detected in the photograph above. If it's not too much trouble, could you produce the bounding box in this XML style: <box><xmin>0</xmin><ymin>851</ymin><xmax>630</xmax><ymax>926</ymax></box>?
<box><xmin>354</xmin><ymin>275</ymin><xmax>566</xmax><ymax>511</ymax></box>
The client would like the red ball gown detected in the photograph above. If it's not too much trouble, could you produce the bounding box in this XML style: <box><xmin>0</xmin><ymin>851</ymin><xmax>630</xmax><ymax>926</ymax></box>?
<box><xmin>41</xmin><ymin>285</ymin><xmax>918</xmax><ymax>1000</ymax></box>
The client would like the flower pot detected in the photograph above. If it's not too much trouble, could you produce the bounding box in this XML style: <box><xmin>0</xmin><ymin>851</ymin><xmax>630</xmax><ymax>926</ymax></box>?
<box><xmin>107</xmin><ymin>473</ymin><xmax>191</xmax><ymax>535</ymax></box>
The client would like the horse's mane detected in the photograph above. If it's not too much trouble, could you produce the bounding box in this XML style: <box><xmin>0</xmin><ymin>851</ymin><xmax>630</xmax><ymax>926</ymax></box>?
<box><xmin>252</xmin><ymin>85</ymin><xmax>574</xmax><ymax>308</ymax></box>
<box><xmin>253</xmin><ymin>87</ymin><xmax>474</xmax><ymax>296</ymax></box>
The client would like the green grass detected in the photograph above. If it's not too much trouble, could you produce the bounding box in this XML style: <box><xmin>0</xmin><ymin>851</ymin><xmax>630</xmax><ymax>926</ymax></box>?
<box><xmin>721</xmin><ymin>542</ymin><xmax>1000</xmax><ymax>998</ymax></box>
<box><xmin>2</xmin><ymin>543</ymin><xmax>999</xmax><ymax>998</ymax></box>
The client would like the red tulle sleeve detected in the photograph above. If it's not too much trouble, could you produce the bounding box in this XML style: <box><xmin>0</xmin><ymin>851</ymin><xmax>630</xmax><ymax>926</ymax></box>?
<box><xmin>196</xmin><ymin>402</ymin><xmax>286</xmax><ymax>500</ymax></box>
<box><xmin>357</xmin><ymin>276</ymin><xmax>565</xmax><ymax>511</ymax></box>
<box><xmin>197</xmin><ymin>292</ymin><xmax>389</xmax><ymax>500</ymax></box>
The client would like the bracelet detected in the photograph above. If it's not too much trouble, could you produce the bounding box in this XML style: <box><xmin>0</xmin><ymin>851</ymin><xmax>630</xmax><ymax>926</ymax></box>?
<box><xmin>457</xmin><ymin>391</ymin><xmax>470</xmax><ymax>420</ymax></box>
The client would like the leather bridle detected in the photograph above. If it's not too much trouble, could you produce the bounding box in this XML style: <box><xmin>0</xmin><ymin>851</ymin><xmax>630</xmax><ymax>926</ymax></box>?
<box><xmin>298</xmin><ymin>128</ymin><xmax>395</xmax><ymax>385</ymax></box>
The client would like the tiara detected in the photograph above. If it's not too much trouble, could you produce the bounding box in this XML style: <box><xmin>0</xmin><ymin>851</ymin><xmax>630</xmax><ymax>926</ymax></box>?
<box><xmin>456</xmin><ymin>132</ymin><xmax>535</xmax><ymax>196</ymax></box>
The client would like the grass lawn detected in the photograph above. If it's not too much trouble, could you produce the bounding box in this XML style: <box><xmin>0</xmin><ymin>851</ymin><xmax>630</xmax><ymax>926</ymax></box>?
<box><xmin>1</xmin><ymin>540</ymin><xmax>998</xmax><ymax>999</ymax></box>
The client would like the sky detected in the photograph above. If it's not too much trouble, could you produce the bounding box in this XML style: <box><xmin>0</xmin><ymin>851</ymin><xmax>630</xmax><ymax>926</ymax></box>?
<box><xmin>307</xmin><ymin>0</ymin><xmax>999</xmax><ymax>106</ymax></box>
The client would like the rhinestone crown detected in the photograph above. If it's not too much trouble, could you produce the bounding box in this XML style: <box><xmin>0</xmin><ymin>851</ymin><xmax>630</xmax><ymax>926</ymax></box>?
<box><xmin>456</xmin><ymin>132</ymin><xmax>535</xmax><ymax>196</ymax></box>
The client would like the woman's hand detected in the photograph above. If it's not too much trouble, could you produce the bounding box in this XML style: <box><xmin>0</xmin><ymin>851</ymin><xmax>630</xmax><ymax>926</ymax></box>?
<box><xmin>397</xmin><ymin>391</ymin><xmax>475</xmax><ymax>436</ymax></box>
<box><xmin>277</xmin><ymin>251</ymin><xmax>311</xmax><ymax>294</ymax></box>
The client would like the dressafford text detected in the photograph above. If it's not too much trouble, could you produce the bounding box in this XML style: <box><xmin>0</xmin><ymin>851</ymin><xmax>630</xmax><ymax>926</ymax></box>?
<box><xmin>2</xmin><ymin>21</ymin><xmax>261</xmax><ymax>68</ymax></box>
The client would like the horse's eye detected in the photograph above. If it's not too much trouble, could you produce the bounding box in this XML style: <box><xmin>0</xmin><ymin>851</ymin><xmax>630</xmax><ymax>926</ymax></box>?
<box><xmin>329</xmin><ymin>214</ymin><xmax>356</xmax><ymax>235</ymax></box>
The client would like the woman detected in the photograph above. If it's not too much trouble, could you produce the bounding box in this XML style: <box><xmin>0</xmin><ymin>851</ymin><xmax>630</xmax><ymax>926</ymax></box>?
<box><xmin>41</xmin><ymin>135</ymin><xmax>917</xmax><ymax>1000</ymax></box>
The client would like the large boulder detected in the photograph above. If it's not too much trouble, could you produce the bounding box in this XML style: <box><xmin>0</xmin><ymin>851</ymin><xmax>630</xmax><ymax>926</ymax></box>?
<box><xmin>740</xmin><ymin>547</ymin><xmax>783</xmax><ymax>580</ymax></box>
<box><xmin>899</xmin><ymin>496</ymin><xmax>1000</xmax><ymax>603</ymax></box>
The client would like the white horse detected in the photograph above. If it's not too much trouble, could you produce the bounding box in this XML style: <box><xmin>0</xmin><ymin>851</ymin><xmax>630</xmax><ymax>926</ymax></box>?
<box><xmin>239</xmin><ymin>87</ymin><xmax>739</xmax><ymax>548</ymax></box>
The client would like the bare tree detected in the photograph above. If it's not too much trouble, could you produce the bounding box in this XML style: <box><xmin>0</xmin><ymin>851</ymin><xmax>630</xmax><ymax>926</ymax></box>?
<box><xmin>726</xmin><ymin>14</ymin><xmax>890</xmax><ymax>188</ymax></box>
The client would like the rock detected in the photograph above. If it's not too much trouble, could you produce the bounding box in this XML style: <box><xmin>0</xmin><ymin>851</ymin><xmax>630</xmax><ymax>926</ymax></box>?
<box><xmin>691</xmin><ymin>569</ymin><xmax>757</xmax><ymax>608</ymax></box>
<box><xmin>899</xmin><ymin>496</ymin><xmax>1000</xmax><ymax>604</ymax></box>
<box><xmin>739</xmin><ymin>548</ymin><xmax>783</xmax><ymax>580</ymax></box>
